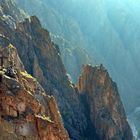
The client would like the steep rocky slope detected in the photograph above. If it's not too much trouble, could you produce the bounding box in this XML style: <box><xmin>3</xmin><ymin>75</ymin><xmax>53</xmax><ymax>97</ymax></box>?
<box><xmin>12</xmin><ymin>16</ymin><xmax>88</xmax><ymax>140</ymax></box>
<box><xmin>0</xmin><ymin>0</ymin><xmax>134</xmax><ymax>140</ymax></box>
<box><xmin>15</xmin><ymin>0</ymin><xmax>140</xmax><ymax>114</ymax></box>
<box><xmin>0</xmin><ymin>41</ymin><xmax>70</xmax><ymax>140</ymax></box>
<box><xmin>77</xmin><ymin>65</ymin><xmax>133</xmax><ymax>140</ymax></box>
<box><xmin>15</xmin><ymin>0</ymin><xmax>92</xmax><ymax>82</ymax></box>
<box><xmin>0</xmin><ymin>3</ymin><xmax>89</xmax><ymax>138</ymax></box>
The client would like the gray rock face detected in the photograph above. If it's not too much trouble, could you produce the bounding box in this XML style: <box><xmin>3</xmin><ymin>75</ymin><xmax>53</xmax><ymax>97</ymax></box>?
<box><xmin>2</xmin><ymin>74</ymin><xmax>20</xmax><ymax>94</ymax></box>
<box><xmin>0</xmin><ymin>37</ymin><xmax>25</xmax><ymax>71</ymax></box>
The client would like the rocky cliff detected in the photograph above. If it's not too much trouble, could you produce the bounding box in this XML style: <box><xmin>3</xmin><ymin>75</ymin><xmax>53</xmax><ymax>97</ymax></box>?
<box><xmin>0</xmin><ymin>40</ymin><xmax>70</xmax><ymax>140</ymax></box>
<box><xmin>0</xmin><ymin>2</ymin><xmax>88</xmax><ymax>138</ymax></box>
<box><xmin>15</xmin><ymin>0</ymin><xmax>92</xmax><ymax>83</ymax></box>
<box><xmin>15</xmin><ymin>0</ymin><xmax>140</xmax><ymax>115</ymax></box>
<box><xmin>77</xmin><ymin>64</ymin><xmax>133</xmax><ymax>140</ymax></box>
<box><xmin>0</xmin><ymin>0</ymin><xmax>134</xmax><ymax>140</ymax></box>
<box><xmin>12</xmin><ymin>15</ymin><xmax>88</xmax><ymax>140</ymax></box>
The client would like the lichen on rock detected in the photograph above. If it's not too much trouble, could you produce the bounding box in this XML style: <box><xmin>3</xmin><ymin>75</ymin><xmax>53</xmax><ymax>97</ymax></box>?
<box><xmin>0</xmin><ymin>44</ymin><xmax>70</xmax><ymax>140</ymax></box>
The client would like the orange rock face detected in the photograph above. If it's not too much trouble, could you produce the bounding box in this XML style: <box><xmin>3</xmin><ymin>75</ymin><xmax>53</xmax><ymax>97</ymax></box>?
<box><xmin>77</xmin><ymin>64</ymin><xmax>134</xmax><ymax>140</ymax></box>
<box><xmin>0</xmin><ymin>45</ymin><xmax>70</xmax><ymax>140</ymax></box>
<box><xmin>0</xmin><ymin>1</ymin><xmax>134</xmax><ymax>139</ymax></box>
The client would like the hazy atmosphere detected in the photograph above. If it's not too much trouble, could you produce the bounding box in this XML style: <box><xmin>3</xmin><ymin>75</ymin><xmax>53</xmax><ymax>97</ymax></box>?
<box><xmin>15</xmin><ymin>0</ymin><xmax>140</xmax><ymax>139</ymax></box>
<box><xmin>0</xmin><ymin>0</ymin><xmax>140</xmax><ymax>139</ymax></box>
<box><xmin>16</xmin><ymin>0</ymin><xmax>140</xmax><ymax>111</ymax></box>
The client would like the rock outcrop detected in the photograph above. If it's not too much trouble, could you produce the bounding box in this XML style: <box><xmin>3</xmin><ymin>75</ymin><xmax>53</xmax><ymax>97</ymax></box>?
<box><xmin>10</xmin><ymin>16</ymin><xmax>88</xmax><ymax>140</ymax></box>
<box><xmin>0</xmin><ymin>2</ymin><xmax>88</xmax><ymax>137</ymax></box>
<box><xmin>13</xmin><ymin>16</ymin><xmax>68</xmax><ymax>87</ymax></box>
<box><xmin>15</xmin><ymin>0</ymin><xmax>140</xmax><ymax>115</ymax></box>
<box><xmin>0</xmin><ymin>43</ymin><xmax>70</xmax><ymax>140</ymax></box>
<box><xmin>0</xmin><ymin>1</ymin><xmax>134</xmax><ymax>140</ymax></box>
<box><xmin>16</xmin><ymin>0</ymin><xmax>92</xmax><ymax>83</ymax></box>
<box><xmin>0</xmin><ymin>9</ymin><xmax>88</xmax><ymax>138</ymax></box>
<box><xmin>77</xmin><ymin>64</ymin><xmax>133</xmax><ymax>140</ymax></box>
